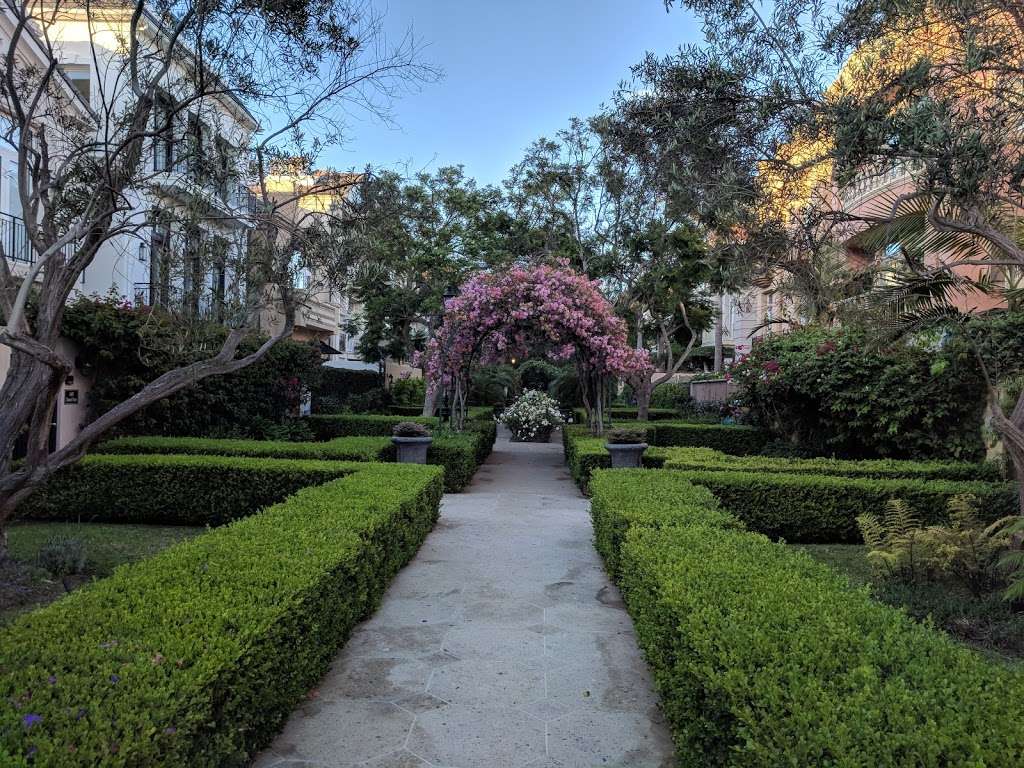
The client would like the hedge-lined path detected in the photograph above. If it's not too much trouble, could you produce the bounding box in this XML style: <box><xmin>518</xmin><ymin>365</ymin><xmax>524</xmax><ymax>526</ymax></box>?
<box><xmin>253</xmin><ymin>428</ymin><xmax>674</xmax><ymax>768</ymax></box>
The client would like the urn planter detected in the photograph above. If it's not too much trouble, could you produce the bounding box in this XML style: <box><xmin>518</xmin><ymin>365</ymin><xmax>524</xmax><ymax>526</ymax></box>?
<box><xmin>392</xmin><ymin>436</ymin><xmax>433</xmax><ymax>464</ymax></box>
<box><xmin>604</xmin><ymin>442</ymin><xmax>648</xmax><ymax>469</ymax></box>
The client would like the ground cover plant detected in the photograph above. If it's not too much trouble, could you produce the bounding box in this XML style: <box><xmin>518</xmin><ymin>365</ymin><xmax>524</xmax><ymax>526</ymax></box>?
<box><xmin>588</xmin><ymin>469</ymin><xmax>1024</xmax><ymax>765</ymax></box>
<box><xmin>0</xmin><ymin>462</ymin><xmax>443</xmax><ymax>766</ymax></box>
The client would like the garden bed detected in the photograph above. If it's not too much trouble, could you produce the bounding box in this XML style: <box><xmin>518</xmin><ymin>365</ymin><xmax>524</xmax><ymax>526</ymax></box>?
<box><xmin>589</xmin><ymin>469</ymin><xmax>1024</xmax><ymax>765</ymax></box>
<box><xmin>0</xmin><ymin>462</ymin><xmax>444</xmax><ymax>766</ymax></box>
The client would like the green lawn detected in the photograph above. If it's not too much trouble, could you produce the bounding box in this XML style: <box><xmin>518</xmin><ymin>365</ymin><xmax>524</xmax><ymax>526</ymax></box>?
<box><xmin>795</xmin><ymin>543</ymin><xmax>873</xmax><ymax>586</ymax></box>
<box><xmin>7</xmin><ymin>522</ymin><xmax>205</xmax><ymax>577</ymax></box>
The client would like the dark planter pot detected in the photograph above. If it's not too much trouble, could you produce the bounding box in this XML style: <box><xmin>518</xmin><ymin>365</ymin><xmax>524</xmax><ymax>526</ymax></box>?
<box><xmin>392</xmin><ymin>436</ymin><xmax>433</xmax><ymax>464</ymax></box>
<box><xmin>512</xmin><ymin>426</ymin><xmax>553</xmax><ymax>443</ymax></box>
<box><xmin>605</xmin><ymin>442</ymin><xmax>648</xmax><ymax>469</ymax></box>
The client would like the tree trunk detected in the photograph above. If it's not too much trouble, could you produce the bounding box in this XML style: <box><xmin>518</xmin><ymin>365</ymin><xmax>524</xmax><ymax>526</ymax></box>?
<box><xmin>635</xmin><ymin>377</ymin><xmax>653</xmax><ymax>421</ymax></box>
<box><xmin>714</xmin><ymin>293</ymin><xmax>725</xmax><ymax>373</ymax></box>
<box><xmin>421</xmin><ymin>386</ymin><xmax>437</xmax><ymax>417</ymax></box>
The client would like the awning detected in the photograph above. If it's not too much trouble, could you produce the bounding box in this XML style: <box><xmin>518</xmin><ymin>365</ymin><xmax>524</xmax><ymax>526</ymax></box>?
<box><xmin>318</xmin><ymin>340</ymin><xmax>343</xmax><ymax>356</ymax></box>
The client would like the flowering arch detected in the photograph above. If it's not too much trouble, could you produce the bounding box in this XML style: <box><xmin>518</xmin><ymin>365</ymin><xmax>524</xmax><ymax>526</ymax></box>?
<box><xmin>422</xmin><ymin>264</ymin><xmax>651</xmax><ymax>433</ymax></box>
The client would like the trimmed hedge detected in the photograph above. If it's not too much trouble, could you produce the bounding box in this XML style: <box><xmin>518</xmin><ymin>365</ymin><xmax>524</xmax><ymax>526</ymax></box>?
<box><xmin>646</xmin><ymin>421</ymin><xmax>768</xmax><ymax>454</ymax></box>
<box><xmin>0</xmin><ymin>462</ymin><xmax>444</xmax><ymax>766</ymax></box>
<box><xmin>668</xmin><ymin>468</ymin><xmax>1018</xmax><ymax>542</ymax></box>
<box><xmin>591</xmin><ymin>472</ymin><xmax>1024</xmax><ymax>766</ymax></box>
<box><xmin>306</xmin><ymin>414</ymin><xmax>438</xmax><ymax>439</ymax></box>
<box><xmin>18</xmin><ymin>454</ymin><xmax>356</xmax><ymax>526</ymax></box>
<box><xmin>661</xmin><ymin>446</ymin><xmax>1004</xmax><ymax>481</ymax></box>
<box><xmin>96</xmin><ymin>435</ymin><xmax>390</xmax><ymax>462</ymax></box>
<box><xmin>562</xmin><ymin>432</ymin><xmax>669</xmax><ymax>490</ymax></box>
<box><xmin>589</xmin><ymin>470</ymin><xmax>739</xmax><ymax>578</ymax></box>
<box><xmin>571</xmin><ymin>407</ymin><xmax>679</xmax><ymax>423</ymax></box>
<box><xmin>621</xmin><ymin>524</ymin><xmax>1024</xmax><ymax>766</ymax></box>
<box><xmin>96</xmin><ymin>433</ymin><xmax>487</xmax><ymax>493</ymax></box>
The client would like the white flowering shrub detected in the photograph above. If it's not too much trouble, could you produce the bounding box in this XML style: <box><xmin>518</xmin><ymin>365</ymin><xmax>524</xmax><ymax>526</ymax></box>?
<box><xmin>499</xmin><ymin>389</ymin><xmax>564</xmax><ymax>441</ymax></box>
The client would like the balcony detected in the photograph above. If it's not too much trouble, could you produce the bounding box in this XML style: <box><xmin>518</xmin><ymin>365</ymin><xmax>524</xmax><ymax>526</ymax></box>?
<box><xmin>0</xmin><ymin>212</ymin><xmax>76</xmax><ymax>266</ymax></box>
<box><xmin>152</xmin><ymin>146</ymin><xmax>259</xmax><ymax>222</ymax></box>
<box><xmin>132</xmin><ymin>281</ymin><xmax>230</xmax><ymax>322</ymax></box>
<box><xmin>839</xmin><ymin>162</ymin><xmax>913</xmax><ymax>208</ymax></box>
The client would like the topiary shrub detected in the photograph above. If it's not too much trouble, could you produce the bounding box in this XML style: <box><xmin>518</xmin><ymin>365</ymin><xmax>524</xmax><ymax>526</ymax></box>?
<box><xmin>392</xmin><ymin>421</ymin><xmax>431</xmax><ymax>438</ymax></box>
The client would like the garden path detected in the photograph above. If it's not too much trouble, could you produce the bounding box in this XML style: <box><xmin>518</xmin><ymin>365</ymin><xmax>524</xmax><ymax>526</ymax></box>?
<box><xmin>253</xmin><ymin>428</ymin><xmax>674</xmax><ymax>768</ymax></box>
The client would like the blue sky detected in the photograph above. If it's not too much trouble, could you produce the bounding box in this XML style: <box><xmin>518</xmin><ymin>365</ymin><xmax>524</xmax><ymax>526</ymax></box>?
<box><xmin>329</xmin><ymin>0</ymin><xmax>705</xmax><ymax>186</ymax></box>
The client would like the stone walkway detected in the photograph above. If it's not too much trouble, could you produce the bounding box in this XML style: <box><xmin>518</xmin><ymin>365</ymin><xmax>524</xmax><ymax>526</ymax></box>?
<box><xmin>253</xmin><ymin>429</ymin><xmax>674</xmax><ymax>768</ymax></box>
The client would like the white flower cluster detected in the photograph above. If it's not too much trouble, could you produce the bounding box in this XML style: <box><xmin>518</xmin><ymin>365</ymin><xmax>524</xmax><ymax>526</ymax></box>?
<box><xmin>499</xmin><ymin>389</ymin><xmax>565</xmax><ymax>440</ymax></box>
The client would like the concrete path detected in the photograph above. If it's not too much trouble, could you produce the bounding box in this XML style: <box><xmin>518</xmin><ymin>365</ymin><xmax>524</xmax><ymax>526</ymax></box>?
<box><xmin>253</xmin><ymin>429</ymin><xmax>675</xmax><ymax>768</ymax></box>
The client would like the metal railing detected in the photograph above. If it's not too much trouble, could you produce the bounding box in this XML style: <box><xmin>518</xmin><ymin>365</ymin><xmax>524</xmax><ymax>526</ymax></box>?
<box><xmin>0</xmin><ymin>211</ymin><xmax>34</xmax><ymax>263</ymax></box>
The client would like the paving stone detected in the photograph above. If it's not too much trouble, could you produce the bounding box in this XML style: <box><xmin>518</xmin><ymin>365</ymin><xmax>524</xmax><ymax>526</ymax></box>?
<box><xmin>407</xmin><ymin>704</ymin><xmax>546</xmax><ymax>768</ymax></box>
<box><xmin>428</xmin><ymin>657</ymin><xmax>545</xmax><ymax>708</ymax></box>
<box><xmin>547</xmin><ymin>710</ymin><xmax>675</xmax><ymax>768</ymax></box>
<box><xmin>253</xmin><ymin>431</ymin><xmax>673</xmax><ymax>768</ymax></box>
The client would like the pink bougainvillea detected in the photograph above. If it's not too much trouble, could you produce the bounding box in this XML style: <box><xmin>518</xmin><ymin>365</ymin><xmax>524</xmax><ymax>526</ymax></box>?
<box><xmin>421</xmin><ymin>264</ymin><xmax>651</xmax><ymax>431</ymax></box>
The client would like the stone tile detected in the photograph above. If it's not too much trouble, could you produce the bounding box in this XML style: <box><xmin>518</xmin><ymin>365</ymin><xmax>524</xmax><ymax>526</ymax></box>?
<box><xmin>547</xmin><ymin>710</ymin><xmax>675</xmax><ymax>768</ymax></box>
<box><xmin>428</xmin><ymin>657</ymin><xmax>545</xmax><ymax>708</ymax></box>
<box><xmin>394</xmin><ymin>691</ymin><xmax>450</xmax><ymax>714</ymax></box>
<box><xmin>361</xmin><ymin>751</ymin><xmax>430</xmax><ymax>767</ymax></box>
<box><xmin>459</xmin><ymin>597</ymin><xmax>545</xmax><ymax>627</ymax></box>
<box><xmin>545</xmin><ymin>661</ymin><xmax>656</xmax><ymax>714</ymax></box>
<box><xmin>441</xmin><ymin>625</ymin><xmax>545</xmax><ymax>665</ymax></box>
<box><xmin>269</xmin><ymin>700</ymin><xmax>413</xmax><ymax>766</ymax></box>
<box><xmin>318</xmin><ymin>656</ymin><xmax>433</xmax><ymax>702</ymax></box>
<box><xmin>343</xmin><ymin>624</ymin><xmax>449</xmax><ymax>659</ymax></box>
<box><xmin>543</xmin><ymin>603</ymin><xmax>633</xmax><ymax>634</ymax></box>
<box><xmin>543</xmin><ymin>630</ymin><xmax>640</xmax><ymax>671</ymax></box>
<box><xmin>519</xmin><ymin>697</ymin><xmax>572</xmax><ymax>722</ymax></box>
<box><xmin>370</xmin><ymin>596</ymin><xmax>460</xmax><ymax>627</ymax></box>
<box><xmin>407</xmin><ymin>704</ymin><xmax>546</xmax><ymax>768</ymax></box>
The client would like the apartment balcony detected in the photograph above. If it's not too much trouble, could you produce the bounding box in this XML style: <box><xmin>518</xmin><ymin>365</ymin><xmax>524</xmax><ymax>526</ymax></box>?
<box><xmin>1</xmin><ymin>212</ymin><xmax>76</xmax><ymax>268</ymax></box>
<box><xmin>839</xmin><ymin>162</ymin><xmax>913</xmax><ymax>208</ymax></box>
<box><xmin>151</xmin><ymin>151</ymin><xmax>259</xmax><ymax>224</ymax></box>
<box><xmin>132</xmin><ymin>281</ymin><xmax>231</xmax><ymax>322</ymax></box>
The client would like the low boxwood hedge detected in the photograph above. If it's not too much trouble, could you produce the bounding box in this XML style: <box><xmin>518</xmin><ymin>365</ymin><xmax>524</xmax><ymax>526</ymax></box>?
<box><xmin>562</xmin><ymin>432</ymin><xmax>669</xmax><ymax>490</ymax></box>
<box><xmin>96</xmin><ymin>435</ymin><xmax>391</xmax><ymax>462</ymax></box>
<box><xmin>589</xmin><ymin>470</ymin><xmax>738</xmax><ymax>578</ymax></box>
<box><xmin>571</xmin><ymin>407</ymin><xmax>679</xmax><ymax>423</ymax></box>
<box><xmin>662</xmin><ymin>446</ymin><xmax>1004</xmax><ymax>481</ymax></box>
<box><xmin>96</xmin><ymin>433</ymin><xmax>488</xmax><ymax>493</ymax></box>
<box><xmin>18</xmin><ymin>454</ymin><xmax>356</xmax><ymax>526</ymax></box>
<box><xmin>306</xmin><ymin>414</ymin><xmax>438</xmax><ymax>439</ymax></box>
<box><xmin>0</xmin><ymin>462</ymin><xmax>444</xmax><ymax>766</ymax></box>
<box><xmin>668</xmin><ymin>468</ymin><xmax>1018</xmax><ymax>543</ymax></box>
<box><xmin>591</xmin><ymin>471</ymin><xmax>1024</xmax><ymax>765</ymax></box>
<box><xmin>621</xmin><ymin>523</ymin><xmax>1024</xmax><ymax>766</ymax></box>
<box><xmin>646</xmin><ymin>421</ymin><xmax>768</xmax><ymax>453</ymax></box>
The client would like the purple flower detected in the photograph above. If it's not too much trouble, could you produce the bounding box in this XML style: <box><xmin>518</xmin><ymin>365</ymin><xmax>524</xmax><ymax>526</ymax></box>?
<box><xmin>163</xmin><ymin>726</ymin><xmax>177</xmax><ymax>735</ymax></box>
<box><xmin>47</xmin><ymin>676</ymin><xmax>57</xmax><ymax>686</ymax></box>
<box><xmin>109</xmin><ymin>674</ymin><xmax>120</xmax><ymax>684</ymax></box>
<box><xmin>22</xmin><ymin>713</ymin><xmax>42</xmax><ymax>729</ymax></box>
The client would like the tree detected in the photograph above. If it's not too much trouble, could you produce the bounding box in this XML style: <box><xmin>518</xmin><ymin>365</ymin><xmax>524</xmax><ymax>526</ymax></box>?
<box><xmin>0</xmin><ymin>0</ymin><xmax>430</xmax><ymax>558</ymax></box>
<box><xmin>338</xmin><ymin>166</ymin><xmax>511</xmax><ymax>415</ymax></box>
<box><xmin>662</xmin><ymin>0</ymin><xmax>1024</xmax><ymax>506</ymax></box>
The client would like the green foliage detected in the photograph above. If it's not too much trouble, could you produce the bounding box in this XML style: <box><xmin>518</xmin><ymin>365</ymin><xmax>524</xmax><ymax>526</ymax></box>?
<box><xmin>392</xmin><ymin>421</ymin><xmax>431</xmax><ymax>438</ymax></box>
<box><xmin>620</xmin><ymin>523</ymin><xmax>1024</xmax><ymax>766</ymax></box>
<box><xmin>662</xmin><ymin>446</ymin><xmax>1003</xmax><ymax>482</ymax></box>
<box><xmin>570</xmin><ymin>407</ymin><xmax>683</xmax><ymax>423</ymax></box>
<box><xmin>562</xmin><ymin>429</ymin><xmax>667</xmax><ymax>489</ymax></box>
<box><xmin>310</xmin><ymin>367</ymin><xmax>385</xmax><ymax>414</ymax></box>
<box><xmin>605</xmin><ymin>428</ymin><xmax>647</xmax><ymax>445</ymax></box>
<box><xmin>858</xmin><ymin>496</ymin><xmax>1017</xmax><ymax>596</ymax></box>
<box><xmin>18</xmin><ymin>455</ymin><xmax>357</xmax><ymax>526</ymax></box>
<box><xmin>731</xmin><ymin>326</ymin><xmax>987</xmax><ymax>460</ymax></box>
<box><xmin>307</xmin><ymin>414</ymin><xmax>439</xmax><ymax>439</ymax></box>
<box><xmin>648</xmin><ymin>382</ymin><xmax>690</xmax><ymax>410</ymax></box>
<box><xmin>469</xmin><ymin>364</ymin><xmax>517</xmax><ymax>406</ymax></box>
<box><xmin>0</xmin><ymin>463</ymin><xmax>444</xmax><ymax>766</ymax></box>
<box><xmin>390</xmin><ymin>376</ymin><xmax>426</xmax><ymax>406</ymax></box>
<box><xmin>647</xmin><ymin>421</ymin><xmax>768</xmax><ymax>454</ymax></box>
<box><xmin>666</xmin><ymin>468</ymin><xmax>1018</xmax><ymax>543</ymax></box>
<box><xmin>517</xmin><ymin>360</ymin><xmax>562</xmax><ymax>392</ymax></box>
<box><xmin>62</xmin><ymin>296</ymin><xmax>325</xmax><ymax>439</ymax></box>
<box><xmin>35</xmin><ymin>536</ymin><xmax>87</xmax><ymax>577</ymax></box>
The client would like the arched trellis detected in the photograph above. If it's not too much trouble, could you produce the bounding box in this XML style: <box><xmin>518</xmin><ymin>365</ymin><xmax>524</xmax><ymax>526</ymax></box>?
<box><xmin>421</xmin><ymin>264</ymin><xmax>651</xmax><ymax>434</ymax></box>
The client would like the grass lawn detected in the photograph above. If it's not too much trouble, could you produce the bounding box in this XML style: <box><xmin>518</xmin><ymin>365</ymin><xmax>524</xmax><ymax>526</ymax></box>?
<box><xmin>798</xmin><ymin>543</ymin><xmax>1024</xmax><ymax>663</ymax></box>
<box><xmin>2</xmin><ymin>522</ymin><xmax>205</xmax><ymax>625</ymax></box>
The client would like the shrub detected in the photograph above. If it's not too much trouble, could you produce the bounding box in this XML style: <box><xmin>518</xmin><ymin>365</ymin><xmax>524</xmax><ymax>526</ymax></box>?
<box><xmin>561</xmin><ymin>429</ymin><xmax>670</xmax><ymax>489</ymax></box>
<box><xmin>647</xmin><ymin>421</ymin><xmax>768</xmax><ymax>454</ymax></box>
<box><xmin>731</xmin><ymin>326</ymin><xmax>987</xmax><ymax>461</ymax></box>
<box><xmin>499</xmin><ymin>390</ymin><xmax>564</xmax><ymax>441</ymax></box>
<box><xmin>589</xmin><ymin>470</ymin><xmax>738</xmax><ymax>578</ymax></box>
<box><xmin>388</xmin><ymin>405</ymin><xmax>425</xmax><ymax>417</ymax></box>
<box><xmin>590</xmin><ymin>475</ymin><xmax>1024</xmax><ymax>765</ymax></box>
<box><xmin>96</xmin><ymin>436</ymin><xmax>391</xmax><ymax>462</ymax></box>
<box><xmin>662</xmin><ymin>446</ymin><xmax>1004</xmax><ymax>481</ymax></box>
<box><xmin>390</xmin><ymin>376</ymin><xmax>426</xmax><ymax>406</ymax></box>
<box><xmin>606</xmin><ymin>428</ymin><xmax>647</xmax><ymax>445</ymax></box>
<box><xmin>392</xmin><ymin>421</ymin><xmax>431</xmax><ymax>438</ymax></box>
<box><xmin>307</xmin><ymin>414</ymin><xmax>438</xmax><ymax>439</ymax></box>
<box><xmin>648</xmin><ymin>382</ymin><xmax>690</xmax><ymax>410</ymax></box>
<box><xmin>0</xmin><ymin>463</ymin><xmax>444</xmax><ymax>766</ymax></box>
<box><xmin>571</xmin><ymin>407</ymin><xmax>679</xmax><ymax>423</ymax></box>
<box><xmin>18</xmin><ymin>455</ymin><xmax>357</xmax><ymax>526</ymax></box>
<box><xmin>665</xmin><ymin>468</ymin><xmax>1018</xmax><ymax>542</ymax></box>
<box><xmin>36</xmin><ymin>536</ymin><xmax>88</xmax><ymax>576</ymax></box>
<box><xmin>310</xmin><ymin>367</ymin><xmax>381</xmax><ymax>413</ymax></box>
<box><xmin>620</xmin><ymin>523</ymin><xmax>1024</xmax><ymax>766</ymax></box>
<box><xmin>517</xmin><ymin>360</ymin><xmax>562</xmax><ymax>392</ymax></box>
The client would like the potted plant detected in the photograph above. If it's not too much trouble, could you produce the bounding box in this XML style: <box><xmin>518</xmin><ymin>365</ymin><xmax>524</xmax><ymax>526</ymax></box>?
<box><xmin>499</xmin><ymin>389</ymin><xmax>564</xmax><ymax>443</ymax></box>
<box><xmin>391</xmin><ymin>421</ymin><xmax>433</xmax><ymax>464</ymax></box>
<box><xmin>604</xmin><ymin>427</ymin><xmax>649</xmax><ymax>468</ymax></box>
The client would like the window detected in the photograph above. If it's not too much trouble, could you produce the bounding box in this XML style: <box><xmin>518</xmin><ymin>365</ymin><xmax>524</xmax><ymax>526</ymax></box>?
<box><xmin>59</xmin><ymin>64</ymin><xmax>90</xmax><ymax>103</ymax></box>
<box><xmin>153</xmin><ymin>92</ymin><xmax>175</xmax><ymax>172</ymax></box>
